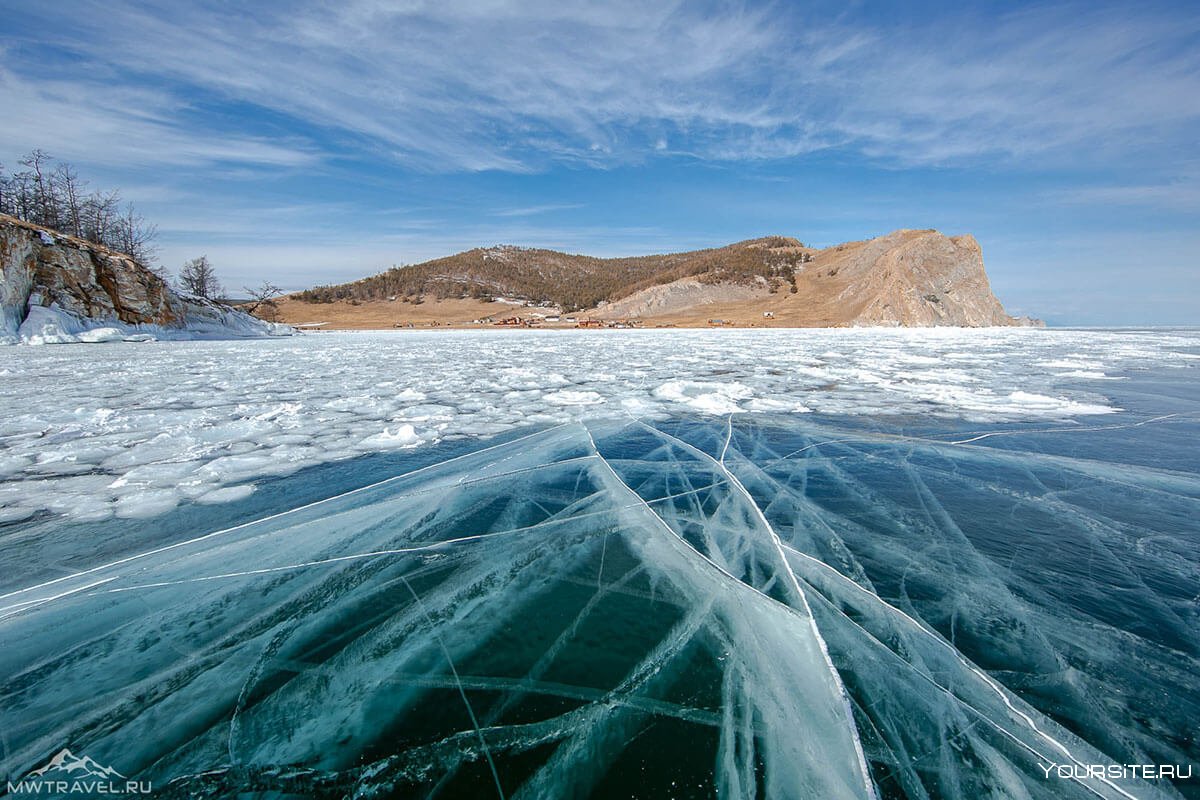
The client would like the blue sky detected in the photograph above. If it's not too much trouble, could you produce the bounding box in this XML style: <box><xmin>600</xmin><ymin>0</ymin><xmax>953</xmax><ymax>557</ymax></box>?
<box><xmin>1</xmin><ymin>0</ymin><xmax>1197</xmax><ymax>324</ymax></box>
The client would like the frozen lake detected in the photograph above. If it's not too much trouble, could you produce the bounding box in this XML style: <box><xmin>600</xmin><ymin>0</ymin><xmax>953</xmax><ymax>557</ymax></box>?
<box><xmin>1</xmin><ymin>328</ymin><xmax>1198</xmax><ymax>798</ymax></box>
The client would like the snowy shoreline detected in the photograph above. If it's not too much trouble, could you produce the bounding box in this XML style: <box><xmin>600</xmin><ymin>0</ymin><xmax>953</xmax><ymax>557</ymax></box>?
<box><xmin>3</xmin><ymin>300</ymin><xmax>293</xmax><ymax>346</ymax></box>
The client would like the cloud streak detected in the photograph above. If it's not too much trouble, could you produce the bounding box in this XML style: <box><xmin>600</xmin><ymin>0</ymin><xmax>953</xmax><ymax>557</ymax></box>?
<box><xmin>7</xmin><ymin>0</ymin><xmax>1195</xmax><ymax>173</ymax></box>
<box><xmin>490</xmin><ymin>203</ymin><xmax>585</xmax><ymax>218</ymax></box>
<box><xmin>0</xmin><ymin>68</ymin><xmax>318</xmax><ymax>170</ymax></box>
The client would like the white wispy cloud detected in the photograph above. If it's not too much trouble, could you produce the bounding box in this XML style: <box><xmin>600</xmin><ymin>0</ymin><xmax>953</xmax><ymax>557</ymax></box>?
<box><xmin>1049</xmin><ymin>182</ymin><xmax>1200</xmax><ymax>210</ymax></box>
<box><xmin>10</xmin><ymin>0</ymin><xmax>1191</xmax><ymax>174</ymax></box>
<box><xmin>0</xmin><ymin>68</ymin><xmax>319</xmax><ymax>169</ymax></box>
<box><xmin>835</xmin><ymin>5</ymin><xmax>1200</xmax><ymax>167</ymax></box>
<box><xmin>490</xmin><ymin>203</ymin><xmax>585</xmax><ymax>217</ymax></box>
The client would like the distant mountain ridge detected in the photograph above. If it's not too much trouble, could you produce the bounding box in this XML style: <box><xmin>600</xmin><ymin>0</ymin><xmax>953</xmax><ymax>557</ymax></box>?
<box><xmin>294</xmin><ymin>229</ymin><xmax>1036</xmax><ymax>327</ymax></box>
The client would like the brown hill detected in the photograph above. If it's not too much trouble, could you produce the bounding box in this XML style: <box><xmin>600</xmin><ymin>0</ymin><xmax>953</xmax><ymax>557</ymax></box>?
<box><xmin>294</xmin><ymin>236</ymin><xmax>811</xmax><ymax>311</ymax></box>
<box><xmin>284</xmin><ymin>229</ymin><xmax>1036</xmax><ymax>328</ymax></box>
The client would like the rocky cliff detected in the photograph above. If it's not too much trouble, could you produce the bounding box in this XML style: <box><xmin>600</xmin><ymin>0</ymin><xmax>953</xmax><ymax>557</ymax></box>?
<box><xmin>798</xmin><ymin>229</ymin><xmax>1037</xmax><ymax>327</ymax></box>
<box><xmin>0</xmin><ymin>214</ymin><xmax>289</xmax><ymax>343</ymax></box>
<box><xmin>598</xmin><ymin>228</ymin><xmax>1039</xmax><ymax>327</ymax></box>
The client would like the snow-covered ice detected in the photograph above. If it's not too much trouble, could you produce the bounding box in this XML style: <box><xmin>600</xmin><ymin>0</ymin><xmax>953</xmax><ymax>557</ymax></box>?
<box><xmin>1</xmin><ymin>327</ymin><xmax>1199</xmax><ymax>522</ymax></box>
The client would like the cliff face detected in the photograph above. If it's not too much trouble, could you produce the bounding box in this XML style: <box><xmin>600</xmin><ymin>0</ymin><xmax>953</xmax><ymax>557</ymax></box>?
<box><xmin>0</xmin><ymin>215</ymin><xmax>178</xmax><ymax>331</ymax></box>
<box><xmin>527</xmin><ymin>229</ymin><xmax>1033</xmax><ymax>328</ymax></box>
<box><xmin>805</xmin><ymin>229</ymin><xmax>1029</xmax><ymax>327</ymax></box>
<box><xmin>0</xmin><ymin>214</ymin><xmax>288</xmax><ymax>342</ymax></box>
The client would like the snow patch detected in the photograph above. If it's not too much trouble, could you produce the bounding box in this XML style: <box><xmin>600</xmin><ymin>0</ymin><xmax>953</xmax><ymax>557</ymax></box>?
<box><xmin>358</xmin><ymin>424</ymin><xmax>422</xmax><ymax>450</ymax></box>
<box><xmin>653</xmin><ymin>380</ymin><xmax>754</xmax><ymax>414</ymax></box>
<box><xmin>544</xmin><ymin>390</ymin><xmax>605</xmax><ymax>406</ymax></box>
<box><xmin>76</xmin><ymin>327</ymin><xmax>125</xmax><ymax>343</ymax></box>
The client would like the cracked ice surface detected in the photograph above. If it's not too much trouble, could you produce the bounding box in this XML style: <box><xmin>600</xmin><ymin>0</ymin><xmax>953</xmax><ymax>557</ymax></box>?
<box><xmin>1</xmin><ymin>415</ymin><xmax>1196</xmax><ymax>798</ymax></box>
<box><xmin>2</xmin><ymin>327</ymin><xmax>1200</xmax><ymax>522</ymax></box>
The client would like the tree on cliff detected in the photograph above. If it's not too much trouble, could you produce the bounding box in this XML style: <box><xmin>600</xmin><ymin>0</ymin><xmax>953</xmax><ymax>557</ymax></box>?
<box><xmin>0</xmin><ymin>152</ymin><xmax>158</xmax><ymax>266</ymax></box>
<box><xmin>178</xmin><ymin>256</ymin><xmax>223</xmax><ymax>300</ymax></box>
<box><xmin>52</xmin><ymin>162</ymin><xmax>86</xmax><ymax>237</ymax></box>
<box><xmin>113</xmin><ymin>205</ymin><xmax>158</xmax><ymax>266</ymax></box>
<box><xmin>243</xmin><ymin>281</ymin><xmax>282</xmax><ymax>321</ymax></box>
<box><xmin>20</xmin><ymin>150</ymin><xmax>57</xmax><ymax>230</ymax></box>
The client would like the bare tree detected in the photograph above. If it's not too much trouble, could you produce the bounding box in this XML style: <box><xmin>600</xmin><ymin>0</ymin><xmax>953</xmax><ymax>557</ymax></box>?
<box><xmin>178</xmin><ymin>256</ymin><xmax>223</xmax><ymax>300</ymax></box>
<box><xmin>81</xmin><ymin>189</ymin><xmax>122</xmax><ymax>247</ymax></box>
<box><xmin>7</xmin><ymin>169</ymin><xmax>36</xmax><ymax>221</ymax></box>
<box><xmin>19</xmin><ymin>150</ymin><xmax>58</xmax><ymax>229</ymax></box>
<box><xmin>113</xmin><ymin>204</ymin><xmax>158</xmax><ymax>265</ymax></box>
<box><xmin>0</xmin><ymin>164</ymin><xmax>19</xmax><ymax>220</ymax></box>
<box><xmin>52</xmin><ymin>162</ymin><xmax>87</xmax><ymax>237</ymax></box>
<box><xmin>243</xmin><ymin>281</ymin><xmax>283</xmax><ymax>321</ymax></box>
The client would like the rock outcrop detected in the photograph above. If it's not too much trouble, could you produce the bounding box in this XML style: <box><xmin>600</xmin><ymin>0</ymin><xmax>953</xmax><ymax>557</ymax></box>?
<box><xmin>595</xmin><ymin>277</ymin><xmax>772</xmax><ymax>319</ymax></box>
<box><xmin>803</xmin><ymin>229</ymin><xmax>1034</xmax><ymax>327</ymax></box>
<box><xmin>0</xmin><ymin>214</ymin><xmax>290</xmax><ymax>343</ymax></box>
<box><xmin>600</xmin><ymin>228</ymin><xmax>1040</xmax><ymax>328</ymax></box>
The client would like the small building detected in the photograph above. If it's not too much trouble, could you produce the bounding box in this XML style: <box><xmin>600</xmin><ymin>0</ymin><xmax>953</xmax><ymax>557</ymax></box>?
<box><xmin>763</xmin><ymin>311</ymin><xmax>775</xmax><ymax>319</ymax></box>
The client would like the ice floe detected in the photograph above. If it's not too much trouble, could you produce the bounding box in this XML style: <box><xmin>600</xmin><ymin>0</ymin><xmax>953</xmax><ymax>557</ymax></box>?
<box><xmin>0</xmin><ymin>327</ymin><xmax>1198</xmax><ymax>521</ymax></box>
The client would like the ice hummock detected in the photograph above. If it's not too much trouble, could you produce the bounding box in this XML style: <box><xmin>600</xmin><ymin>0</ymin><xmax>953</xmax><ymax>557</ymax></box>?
<box><xmin>1</xmin><ymin>414</ymin><xmax>1194</xmax><ymax>798</ymax></box>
